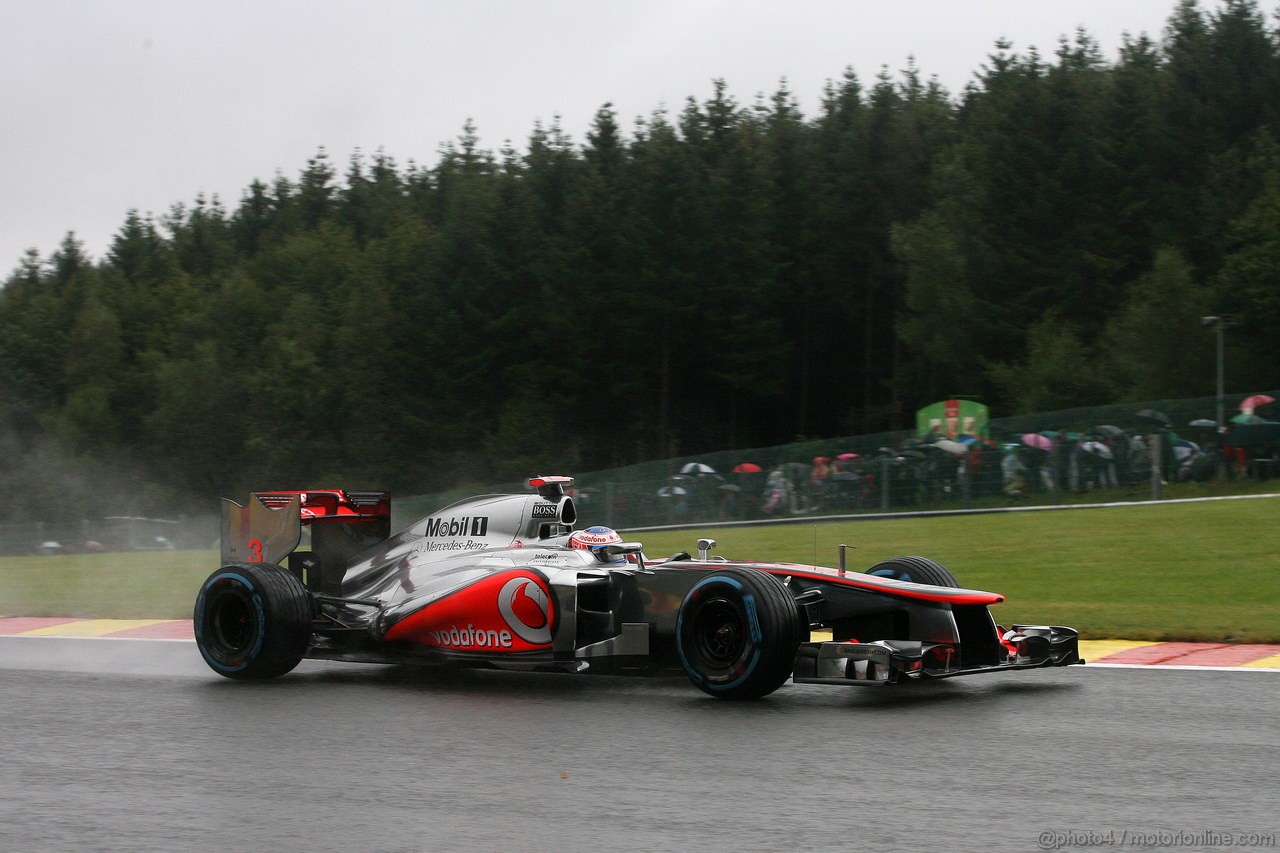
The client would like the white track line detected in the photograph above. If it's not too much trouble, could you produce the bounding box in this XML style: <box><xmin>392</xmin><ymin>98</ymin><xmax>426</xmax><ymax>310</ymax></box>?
<box><xmin>1086</xmin><ymin>662</ymin><xmax>1280</xmax><ymax>673</ymax></box>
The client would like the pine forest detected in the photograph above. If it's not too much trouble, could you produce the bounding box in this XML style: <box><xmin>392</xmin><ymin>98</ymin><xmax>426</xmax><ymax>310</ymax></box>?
<box><xmin>3</xmin><ymin>0</ymin><xmax>1279</xmax><ymax>520</ymax></box>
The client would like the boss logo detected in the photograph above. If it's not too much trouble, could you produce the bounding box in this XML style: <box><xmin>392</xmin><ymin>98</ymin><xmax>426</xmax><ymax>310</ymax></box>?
<box><xmin>530</xmin><ymin>503</ymin><xmax>560</xmax><ymax>519</ymax></box>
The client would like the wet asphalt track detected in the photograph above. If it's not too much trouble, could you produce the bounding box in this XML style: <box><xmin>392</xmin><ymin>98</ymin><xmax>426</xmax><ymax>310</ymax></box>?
<box><xmin>0</xmin><ymin>637</ymin><xmax>1276</xmax><ymax>853</ymax></box>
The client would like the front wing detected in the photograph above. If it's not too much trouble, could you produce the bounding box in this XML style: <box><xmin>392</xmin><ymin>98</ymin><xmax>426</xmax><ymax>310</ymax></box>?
<box><xmin>792</xmin><ymin>624</ymin><xmax>1083</xmax><ymax>686</ymax></box>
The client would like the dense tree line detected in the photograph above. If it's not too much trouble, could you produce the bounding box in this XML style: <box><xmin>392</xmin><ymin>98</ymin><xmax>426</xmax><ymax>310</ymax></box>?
<box><xmin>3</xmin><ymin>0</ymin><xmax>1279</xmax><ymax>520</ymax></box>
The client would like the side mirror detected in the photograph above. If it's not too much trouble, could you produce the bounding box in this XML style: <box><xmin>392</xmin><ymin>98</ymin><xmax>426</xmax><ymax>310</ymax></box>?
<box><xmin>605</xmin><ymin>541</ymin><xmax>646</xmax><ymax>570</ymax></box>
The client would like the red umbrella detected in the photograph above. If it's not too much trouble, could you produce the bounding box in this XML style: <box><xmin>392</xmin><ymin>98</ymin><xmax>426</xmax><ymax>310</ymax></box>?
<box><xmin>837</xmin><ymin>452</ymin><xmax>858</xmax><ymax>460</ymax></box>
<box><xmin>1239</xmin><ymin>394</ymin><xmax>1276</xmax><ymax>410</ymax></box>
<box><xmin>732</xmin><ymin>462</ymin><xmax>762</xmax><ymax>473</ymax></box>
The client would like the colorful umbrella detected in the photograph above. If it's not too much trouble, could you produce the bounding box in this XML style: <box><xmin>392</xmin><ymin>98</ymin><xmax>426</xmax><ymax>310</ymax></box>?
<box><xmin>1021</xmin><ymin>433</ymin><xmax>1052</xmax><ymax>451</ymax></box>
<box><xmin>1239</xmin><ymin>394</ymin><xmax>1276</xmax><ymax>411</ymax></box>
<box><xmin>732</xmin><ymin>462</ymin><xmax>763</xmax><ymax>473</ymax></box>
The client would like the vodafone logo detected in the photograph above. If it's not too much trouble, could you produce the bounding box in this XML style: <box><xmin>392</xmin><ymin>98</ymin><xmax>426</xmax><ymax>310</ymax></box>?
<box><xmin>498</xmin><ymin>576</ymin><xmax>552</xmax><ymax>645</ymax></box>
<box><xmin>382</xmin><ymin>569</ymin><xmax>556</xmax><ymax>651</ymax></box>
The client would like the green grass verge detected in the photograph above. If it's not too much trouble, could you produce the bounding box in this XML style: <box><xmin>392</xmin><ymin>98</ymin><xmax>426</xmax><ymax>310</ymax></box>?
<box><xmin>0</xmin><ymin>550</ymin><xmax>216</xmax><ymax>621</ymax></box>
<box><xmin>633</xmin><ymin>497</ymin><xmax>1280</xmax><ymax>644</ymax></box>
<box><xmin>1</xmin><ymin>497</ymin><xmax>1276</xmax><ymax>643</ymax></box>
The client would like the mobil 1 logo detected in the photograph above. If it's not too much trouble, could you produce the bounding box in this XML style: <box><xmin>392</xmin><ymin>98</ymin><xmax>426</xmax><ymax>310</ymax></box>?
<box><xmin>422</xmin><ymin>515</ymin><xmax>489</xmax><ymax>538</ymax></box>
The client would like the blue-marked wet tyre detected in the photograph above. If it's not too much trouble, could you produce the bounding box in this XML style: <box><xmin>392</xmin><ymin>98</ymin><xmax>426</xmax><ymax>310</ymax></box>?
<box><xmin>866</xmin><ymin>555</ymin><xmax>959</xmax><ymax>587</ymax></box>
<box><xmin>676</xmin><ymin>568</ymin><xmax>801</xmax><ymax>700</ymax></box>
<box><xmin>194</xmin><ymin>562</ymin><xmax>313</xmax><ymax>680</ymax></box>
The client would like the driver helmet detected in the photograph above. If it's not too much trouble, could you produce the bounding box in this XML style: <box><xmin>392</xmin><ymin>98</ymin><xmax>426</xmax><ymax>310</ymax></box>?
<box><xmin>568</xmin><ymin>526</ymin><xmax>625</xmax><ymax>563</ymax></box>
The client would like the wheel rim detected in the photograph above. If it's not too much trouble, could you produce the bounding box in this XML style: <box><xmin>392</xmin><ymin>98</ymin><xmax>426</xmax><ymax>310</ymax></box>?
<box><xmin>691</xmin><ymin>598</ymin><xmax>747</xmax><ymax>669</ymax></box>
<box><xmin>208</xmin><ymin>589</ymin><xmax>255</xmax><ymax>656</ymax></box>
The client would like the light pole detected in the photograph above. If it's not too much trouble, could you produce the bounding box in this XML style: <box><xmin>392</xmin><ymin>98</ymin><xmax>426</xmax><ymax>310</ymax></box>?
<box><xmin>1201</xmin><ymin>315</ymin><xmax>1235</xmax><ymax>430</ymax></box>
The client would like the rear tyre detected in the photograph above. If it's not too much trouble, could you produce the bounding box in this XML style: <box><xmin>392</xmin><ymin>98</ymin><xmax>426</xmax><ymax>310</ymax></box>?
<box><xmin>194</xmin><ymin>562</ymin><xmax>313</xmax><ymax>680</ymax></box>
<box><xmin>865</xmin><ymin>555</ymin><xmax>959</xmax><ymax>587</ymax></box>
<box><xmin>676</xmin><ymin>568</ymin><xmax>801</xmax><ymax>700</ymax></box>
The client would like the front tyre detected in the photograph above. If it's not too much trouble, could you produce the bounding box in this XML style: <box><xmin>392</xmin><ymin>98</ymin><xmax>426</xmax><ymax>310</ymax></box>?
<box><xmin>865</xmin><ymin>555</ymin><xmax>959</xmax><ymax>587</ymax></box>
<box><xmin>676</xmin><ymin>568</ymin><xmax>801</xmax><ymax>700</ymax></box>
<box><xmin>194</xmin><ymin>562</ymin><xmax>313</xmax><ymax>680</ymax></box>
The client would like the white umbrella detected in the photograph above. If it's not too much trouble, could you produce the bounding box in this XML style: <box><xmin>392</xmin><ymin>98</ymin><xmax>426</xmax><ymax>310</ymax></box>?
<box><xmin>679</xmin><ymin>462</ymin><xmax>717</xmax><ymax>475</ymax></box>
<box><xmin>1080</xmin><ymin>440</ymin><xmax>1113</xmax><ymax>460</ymax></box>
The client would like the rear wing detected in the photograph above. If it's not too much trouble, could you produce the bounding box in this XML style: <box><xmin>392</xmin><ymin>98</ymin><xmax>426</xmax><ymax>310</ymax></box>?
<box><xmin>221</xmin><ymin>490</ymin><xmax>391</xmax><ymax>588</ymax></box>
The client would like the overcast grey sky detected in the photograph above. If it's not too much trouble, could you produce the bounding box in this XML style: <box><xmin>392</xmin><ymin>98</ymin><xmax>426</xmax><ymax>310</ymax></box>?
<box><xmin>1</xmin><ymin>0</ymin><xmax>1212</xmax><ymax>272</ymax></box>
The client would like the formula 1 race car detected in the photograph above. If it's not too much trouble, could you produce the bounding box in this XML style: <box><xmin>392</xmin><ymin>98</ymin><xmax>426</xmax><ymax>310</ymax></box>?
<box><xmin>194</xmin><ymin>476</ymin><xmax>1082</xmax><ymax>699</ymax></box>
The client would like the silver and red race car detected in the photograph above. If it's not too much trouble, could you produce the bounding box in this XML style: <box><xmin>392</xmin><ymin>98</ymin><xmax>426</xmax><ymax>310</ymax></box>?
<box><xmin>194</xmin><ymin>476</ymin><xmax>1082</xmax><ymax>699</ymax></box>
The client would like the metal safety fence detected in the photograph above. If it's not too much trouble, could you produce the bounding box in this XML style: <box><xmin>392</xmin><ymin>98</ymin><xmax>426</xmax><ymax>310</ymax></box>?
<box><xmin>396</xmin><ymin>390</ymin><xmax>1280</xmax><ymax>531</ymax></box>
<box><xmin>3</xmin><ymin>391</ymin><xmax>1276</xmax><ymax>555</ymax></box>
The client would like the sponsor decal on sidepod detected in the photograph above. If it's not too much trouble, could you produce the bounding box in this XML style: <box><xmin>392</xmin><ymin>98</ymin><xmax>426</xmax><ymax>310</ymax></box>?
<box><xmin>420</xmin><ymin>515</ymin><xmax>489</xmax><ymax>538</ymax></box>
<box><xmin>382</xmin><ymin>569</ymin><xmax>555</xmax><ymax>651</ymax></box>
